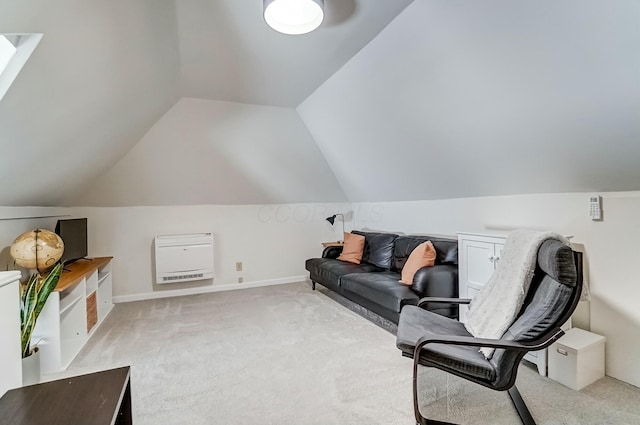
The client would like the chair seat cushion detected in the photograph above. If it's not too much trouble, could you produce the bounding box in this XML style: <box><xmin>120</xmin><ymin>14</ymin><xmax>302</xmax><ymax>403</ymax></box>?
<box><xmin>305</xmin><ymin>258</ymin><xmax>382</xmax><ymax>286</ymax></box>
<box><xmin>341</xmin><ymin>271</ymin><xmax>419</xmax><ymax>312</ymax></box>
<box><xmin>397</xmin><ymin>305</ymin><xmax>495</xmax><ymax>382</ymax></box>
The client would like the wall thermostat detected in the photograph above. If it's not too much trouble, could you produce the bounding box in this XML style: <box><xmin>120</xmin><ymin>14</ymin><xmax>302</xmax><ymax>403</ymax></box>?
<box><xmin>589</xmin><ymin>195</ymin><xmax>602</xmax><ymax>221</ymax></box>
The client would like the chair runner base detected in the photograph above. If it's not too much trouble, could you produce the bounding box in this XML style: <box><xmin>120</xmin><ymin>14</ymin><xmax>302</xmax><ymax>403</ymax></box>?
<box><xmin>507</xmin><ymin>385</ymin><xmax>537</xmax><ymax>425</ymax></box>
<box><xmin>415</xmin><ymin>385</ymin><xmax>537</xmax><ymax>425</ymax></box>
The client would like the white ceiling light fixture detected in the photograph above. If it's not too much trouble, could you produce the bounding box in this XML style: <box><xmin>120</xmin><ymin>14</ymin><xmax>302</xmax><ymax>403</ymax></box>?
<box><xmin>263</xmin><ymin>0</ymin><xmax>324</xmax><ymax>35</ymax></box>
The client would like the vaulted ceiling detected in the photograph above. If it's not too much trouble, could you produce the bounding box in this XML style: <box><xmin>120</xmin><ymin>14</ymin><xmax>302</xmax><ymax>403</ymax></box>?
<box><xmin>1</xmin><ymin>0</ymin><xmax>639</xmax><ymax>207</ymax></box>
<box><xmin>175</xmin><ymin>0</ymin><xmax>414</xmax><ymax>106</ymax></box>
<box><xmin>0</xmin><ymin>0</ymin><xmax>412</xmax><ymax>206</ymax></box>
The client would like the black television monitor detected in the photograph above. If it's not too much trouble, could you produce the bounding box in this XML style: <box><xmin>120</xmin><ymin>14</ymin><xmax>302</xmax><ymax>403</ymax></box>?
<box><xmin>55</xmin><ymin>218</ymin><xmax>88</xmax><ymax>264</ymax></box>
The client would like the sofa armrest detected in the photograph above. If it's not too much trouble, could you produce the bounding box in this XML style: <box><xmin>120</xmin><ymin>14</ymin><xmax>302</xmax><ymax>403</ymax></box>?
<box><xmin>322</xmin><ymin>246</ymin><xmax>344</xmax><ymax>259</ymax></box>
<box><xmin>411</xmin><ymin>264</ymin><xmax>458</xmax><ymax>298</ymax></box>
<box><xmin>411</xmin><ymin>265</ymin><xmax>459</xmax><ymax>319</ymax></box>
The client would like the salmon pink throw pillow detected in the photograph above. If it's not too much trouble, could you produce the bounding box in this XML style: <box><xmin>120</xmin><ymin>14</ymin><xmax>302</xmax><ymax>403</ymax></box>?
<box><xmin>400</xmin><ymin>241</ymin><xmax>436</xmax><ymax>285</ymax></box>
<box><xmin>337</xmin><ymin>232</ymin><xmax>365</xmax><ymax>264</ymax></box>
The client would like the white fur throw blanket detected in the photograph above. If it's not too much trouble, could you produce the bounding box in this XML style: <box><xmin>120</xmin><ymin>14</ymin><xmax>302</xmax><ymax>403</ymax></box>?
<box><xmin>464</xmin><ymin>229</ymin><xmax>569</xmax><ymax>359</ymax></box>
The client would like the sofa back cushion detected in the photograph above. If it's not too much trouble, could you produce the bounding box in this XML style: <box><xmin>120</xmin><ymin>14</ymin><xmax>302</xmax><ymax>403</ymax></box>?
<box><xmin>391</xmin><ymin>235</ymin><xmax>458</xmax><ymax>273</ymax></box>
<box><xmin>352</xmin><ymin>231</ymin><xmax>399</xmax><ymax>270</ymax></box>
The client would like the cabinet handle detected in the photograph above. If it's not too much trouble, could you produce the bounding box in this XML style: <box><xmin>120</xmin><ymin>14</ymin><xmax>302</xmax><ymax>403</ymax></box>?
<box><xmin>494</xmin><ymin>256</ymin><xmax>500</xmax><ymax>262</ymax></box>
<box><xmin>556</xmin><ymin>348</ymin><xmax>568</xmax><ymax>356</ymax></box>
<box><xmin>488</xmin><ymin>255</ymin><xmax>495</xmax><ymax>261</ymax></box>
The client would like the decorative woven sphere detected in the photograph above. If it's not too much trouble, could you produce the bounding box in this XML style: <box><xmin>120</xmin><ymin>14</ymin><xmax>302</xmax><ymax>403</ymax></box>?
<box><xmin>10</xmin><ymin>229</ymin><xmax>64</xmax><ymax>270</ymax></box>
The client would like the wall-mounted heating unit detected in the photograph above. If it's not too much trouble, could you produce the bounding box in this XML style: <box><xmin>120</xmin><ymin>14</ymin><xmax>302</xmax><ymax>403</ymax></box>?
<box><xmin>154</xmin><ymin>233</ymin><xmax>214</xmax><ymax>284</ymax></box>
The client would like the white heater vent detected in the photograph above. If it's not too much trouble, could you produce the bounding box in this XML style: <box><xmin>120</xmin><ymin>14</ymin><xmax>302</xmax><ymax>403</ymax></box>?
<box><xmin>161</xmin><ymin>273</ymin><xmax>204</xmax><ymax>283</ymax></box>
<box><xmin>154</xmin><ymin>233</ymin><xmax>214</xmax><ymax>284</ymax></box>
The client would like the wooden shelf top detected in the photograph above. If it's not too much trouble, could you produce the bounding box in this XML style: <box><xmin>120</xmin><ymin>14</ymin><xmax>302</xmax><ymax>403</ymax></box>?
<box><xmin>322</xmin><ymin>241</ymin><xmax>344</xmax><ymax>248</ymax></box>
<box><xmin>56</xmin><ymin>257</ymin><xmax>112</xmax><ymax>292</ymax></box>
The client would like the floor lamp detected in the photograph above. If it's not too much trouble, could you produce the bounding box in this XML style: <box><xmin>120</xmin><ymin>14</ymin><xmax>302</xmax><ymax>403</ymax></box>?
<box><xmin>325</xmin><ymin>214</ymin><xmax>345</xmax><ymax>242</ymax></box>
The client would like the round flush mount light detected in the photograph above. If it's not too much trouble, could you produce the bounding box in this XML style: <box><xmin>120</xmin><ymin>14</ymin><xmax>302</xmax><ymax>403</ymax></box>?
<box><xmin>263</xmin><ymin>0</ymin><xmax>324</xmax><ymax>35</ymax></box>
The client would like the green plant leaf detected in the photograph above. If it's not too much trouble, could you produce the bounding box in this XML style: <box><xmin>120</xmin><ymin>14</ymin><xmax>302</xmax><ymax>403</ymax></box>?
<box><xmin>20</xmin><ymin>263</ymin><xmax>63</xmax><ymax>358</ymax></box>
<box><xmin>33</xmin><ymin>264</ymin><xmax>62</xmax><ymax>321</ymax></box>
<box><xmin>21</xmin><ymin>275</ymin><xmax>39</xmax><ymax>357</ymax></box>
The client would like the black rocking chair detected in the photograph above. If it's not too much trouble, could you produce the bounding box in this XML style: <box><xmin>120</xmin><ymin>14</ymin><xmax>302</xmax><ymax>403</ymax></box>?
<box><xmin>396</xmin><ymin>239</ymin><xmax>582</xmax><ymax>425</ymax></box>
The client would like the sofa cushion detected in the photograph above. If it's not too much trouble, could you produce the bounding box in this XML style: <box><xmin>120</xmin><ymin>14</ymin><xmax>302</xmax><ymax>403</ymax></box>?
<box><xmin>392</xmin><ymin>235</ymin><xmax>458</xmax><ymax>273</ymax></box>
<box><xmin>341</xmin><ymin>271</ymin><xmax>419</xmax><ymax>313</ymax></box>
<box><xmin>337</xmin><ymin>232</ymin><xmax>365</xmax><ymax>264</ymax></box>
<box><xmin>305</xmin><ymin>258</ymin><xmax>382</xmax><ymax>286</ymax></box>
<box><xmin>397</xmin><ymin>305</ymin><xmax>495</xmax><ymax>382</ymax></box>
<box><xmin>352</xmin><ymin>231</ymin><xmax>399</xmax><ymax>269</ymax></box>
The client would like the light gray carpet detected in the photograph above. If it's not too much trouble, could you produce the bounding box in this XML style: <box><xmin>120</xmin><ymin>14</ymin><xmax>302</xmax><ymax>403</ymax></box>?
<box><xmin>49</xmin><ymin>282</ymin><xmax>639</xmax><ymax>425</ymax></box>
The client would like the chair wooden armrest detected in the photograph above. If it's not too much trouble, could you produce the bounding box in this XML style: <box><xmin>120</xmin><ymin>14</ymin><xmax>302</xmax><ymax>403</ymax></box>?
<box><xmin>417</xmin><ymin>297</ymin><xmax>472</xmax><ymax>308</ymax></box>
<box><xmin>413</xmin><ymin>327</ymin><xmax>565</xmax><ymax>356</ymax></box>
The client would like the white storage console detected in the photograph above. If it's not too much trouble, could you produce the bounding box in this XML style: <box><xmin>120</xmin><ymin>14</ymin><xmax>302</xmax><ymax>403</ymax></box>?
<box><xmin>457</xmin><ymin>232</ymin><xmax>569</xmax><ymax>377</ymax></box>
<box><xmin>33</xmin><ymin>257</ymin><xmax>113</xmax><ymax>374</ymax></box>
<box><xmin>549</xmin><ymin>328</ymin><xmax>605</xmax><ymax>390</ymax></box>
<box><xmin>0</xmin><ymin>271</ymin><xmax>22</xmax><ymax>395</ymax></box>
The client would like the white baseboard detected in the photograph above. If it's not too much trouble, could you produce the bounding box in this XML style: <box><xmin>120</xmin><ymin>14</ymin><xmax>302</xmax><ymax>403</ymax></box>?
<box><xmin>112</xmin><ymin>275</ymin><xmax>308</xmax><ymax>303</ymax></box>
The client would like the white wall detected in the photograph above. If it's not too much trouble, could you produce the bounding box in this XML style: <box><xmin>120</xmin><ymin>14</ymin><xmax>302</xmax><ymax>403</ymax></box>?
<box><xmin>298</xmin><ymin>0</ymin><xmax>640</xmax><ymax>202</ymax></box>
<box><xmin>353</xmin><ymin>191</ymin><xmax>640</xmax><ymax>387</ymax></box>
<box><xmin>72</xmin><ymin>203</ymin><xmax>352</xmax><ymax>301</ymax></box>
<box><xmin>74</xmin><ymin>97</ymin><xmax>347</xmax><ymax>206</ymax></box>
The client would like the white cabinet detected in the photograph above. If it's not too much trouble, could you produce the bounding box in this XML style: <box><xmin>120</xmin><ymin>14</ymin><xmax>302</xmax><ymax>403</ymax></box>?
<box><xmin>33</xmin><ymin>257</ymin><xmax>113</xmax><ymax>375</ymax></box>
<box><xmin>0</xmin><ymin>271</ymin><xmax>22</xmax><ymax>395</ymax></box>
<box><xmin>458</xmin><ymin>233</ymin><xmax>505</xmax><ymax>321</ymax></box>
<box><xmin>457</xmin><ymin>232</ymin><xmax>552</xmax><ymax>376</ymax></box>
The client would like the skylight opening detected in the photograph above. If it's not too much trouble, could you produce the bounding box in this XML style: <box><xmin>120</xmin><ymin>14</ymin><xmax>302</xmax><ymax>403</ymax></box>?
<box><xmin>0</xmin><ymin>33</ymin><xmax>43</xmax><ymax>103</ymax></box>
<box><xmin>0</xmin><ymin>35</ymin><xmax>17</xmax><ymax>75</ymax></box>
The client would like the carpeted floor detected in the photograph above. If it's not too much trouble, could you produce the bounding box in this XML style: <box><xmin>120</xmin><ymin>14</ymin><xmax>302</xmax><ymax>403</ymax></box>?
<box><xmin>51</xmin><ymin>282</ymin><xmax>640</xmax><ymax>425</ymax></box>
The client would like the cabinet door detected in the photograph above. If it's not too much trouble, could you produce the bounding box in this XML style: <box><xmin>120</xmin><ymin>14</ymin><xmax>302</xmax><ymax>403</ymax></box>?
<box><xmin>97</xmin><ymin>273</ymin><xmax>113</xmax><ymax>323</ymax></box>
<box><xmin>493</xmin><ymin>243</ymin><xmax>505</xmax><ymax>267</ymax></box>
<box><xmin>462</xmin><ymin>240</ymin><xmax>496</xmax><ymax>288</ymax></box>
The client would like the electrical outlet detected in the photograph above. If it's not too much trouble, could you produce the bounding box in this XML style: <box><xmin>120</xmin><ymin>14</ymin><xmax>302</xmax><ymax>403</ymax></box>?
<box><xmin>236</xmin><ymin>261</ymin><xmax>243</xmax><ymax>271</ymax></box>
<box><xmin>237</xmin><ymin>277</ymin><xmax>243</xmax><ymax>283</ymax></box>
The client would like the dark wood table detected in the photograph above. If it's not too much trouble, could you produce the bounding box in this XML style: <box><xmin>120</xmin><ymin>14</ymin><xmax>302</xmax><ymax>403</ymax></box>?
<box><xmin>0</xmin><ymin>366</ymin><xmax>132</xmax><ymax>425</ymax></box>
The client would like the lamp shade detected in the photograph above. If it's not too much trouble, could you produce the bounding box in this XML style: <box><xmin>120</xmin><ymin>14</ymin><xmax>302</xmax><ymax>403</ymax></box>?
<box><xmin>325</xmin><ymin>214</ymin><xmax>345</xmax><ymax>239</ymax></box>
<box><xmin>264</xmin><ymin>0</ymin><xmax>324</xmax><ymax>35</ymax></box>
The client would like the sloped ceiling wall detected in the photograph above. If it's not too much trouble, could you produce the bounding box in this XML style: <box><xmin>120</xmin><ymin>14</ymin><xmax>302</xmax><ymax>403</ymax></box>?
<box><xmin>73</xmin><ymin>97</ymin><xmax>347</xmax><ymax>206</ymax></box>
<box><xmin>0</xmin><ymin>0</ymin><xmax>180</xmax><ymax>206</ymax></box>
<box><xmin>298</xmin><ymin>0</ymin><xmax>640</xmax><ymax>202</ymax></box>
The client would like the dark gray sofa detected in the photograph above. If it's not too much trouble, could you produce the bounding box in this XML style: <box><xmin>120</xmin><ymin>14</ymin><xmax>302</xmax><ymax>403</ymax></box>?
<box><xmin>305</xmin><ymin>231</ymin><xmax>459</xmax><ymax>323</ymax></box>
